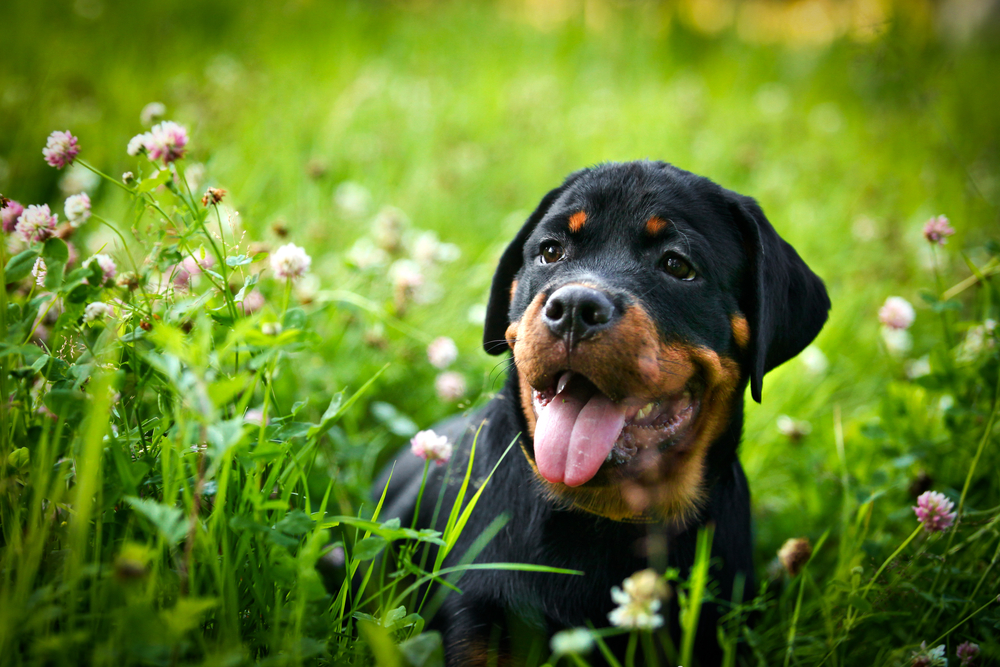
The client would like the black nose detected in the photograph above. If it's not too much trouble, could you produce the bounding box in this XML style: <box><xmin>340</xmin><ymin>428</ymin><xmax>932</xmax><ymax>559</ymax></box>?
<box><xmin>542</xmin><ymin>285</ymin><xmax>617</xmax><ymax>345</ymax></box>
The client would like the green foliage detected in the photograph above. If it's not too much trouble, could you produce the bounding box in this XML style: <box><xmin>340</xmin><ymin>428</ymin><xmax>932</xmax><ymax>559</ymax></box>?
<box><xmin>1</xmin><ymin>2</ymin><xmax>1000</xmax><ymax>666</ymax></box>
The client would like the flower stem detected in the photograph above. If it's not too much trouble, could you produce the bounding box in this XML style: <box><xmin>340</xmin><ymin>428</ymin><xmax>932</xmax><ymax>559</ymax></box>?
<box><xmin>411</xmin><ymin>460</ymin><xmax>430</xmax><ymax>531</ymax></box>
<box><xmin>78</xmin><ymin>160</ymin><xmax>133</xmax><ymax>194</ymax></box>
<box><xmin>930</xmin><ymin>595</ymin><xmax>997</xmax><ymax>645</ymax></box>
<box><xmin>861</xmin><ymin>524</ymin><xmax>923</xmax><ymax>599</ymax></box>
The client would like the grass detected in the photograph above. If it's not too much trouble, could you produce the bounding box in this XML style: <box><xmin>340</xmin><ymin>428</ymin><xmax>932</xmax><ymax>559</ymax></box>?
<box><xmin>1</xmin><ymin>1</ymin><xmax>999</xmax><ymax>665</ymax></box>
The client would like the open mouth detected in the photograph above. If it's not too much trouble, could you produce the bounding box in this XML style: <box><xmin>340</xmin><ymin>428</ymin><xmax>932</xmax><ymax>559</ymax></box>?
<box><xmin>529</xmin><ymin>371</ymin><xmax>701</xmax><ymax>487</ymax></box>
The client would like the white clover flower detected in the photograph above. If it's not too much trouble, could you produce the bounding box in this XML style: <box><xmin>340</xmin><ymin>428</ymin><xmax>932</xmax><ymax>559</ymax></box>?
<box><xmin>58</xmin><ymin>163</ymin><xmax>100</xmax><ymax>195</ymax></box>
<box><xmin>83</xmin><ymin>301</ymin><xmax>115</xmax><ymax>323</ymax></box>
<box><xmin>410</xmin><ymin>429</ymin><xmax>453</xmax><ymax>465</ymax></box>
<box><xmin>15</xmin><ymin>204</ymin><xmax>58</xmax><ymax>243</ymax></box>
<box><xmin>878</xmin><ymin>296</ymin><xmax>915</xmax><ymax>330</ymax></box>
<box><xmin>85</xmin><ymin>253</ymin><xmax>117</xmax><ymax>283</ymax></box>
<box><xmin>270</xmin><ymin>243</ymin><xmax>311</xmax><ymax>280</ymax></box>
<box><xmin>127</xmin><ymin>132</ymin><xmax>151</xmax><ymax>156</ymax></box>
<box><xmin>906</xmin><ymin>356</ymin><xmax>932</xmax><ymax>379</ymax></box>
<box><xmin>956</xmin><ymin>319</ymin><xmax>997</xmax><ymax>362</ymax></box>
<box><xmin>334</xmin><ymin>181</ymin><xmax>371</xmax><ymax>217</ymax></box>
<box><xmin>776</xmin><ymin>415</ymin><xmax>812</xmax><ymax>440</ymax></box>
<box><xmin>799</xmin><ymin>345</ymin><xmax>828</xmax><ymax>375</ymax></box>
<box><xmin>140</xmin><ymin>101</ymin><xmax>166</xmax><ymax>127</ymax></box>
<box><xmin>427</xmin><ymin>336</ymin><xmax>458</xmax><ymax>369</ymax></box>
<box><xmin>65</xmin><ymin>192</ymin><xmax>91</xmax><ymax>228</ymax></box>
<box><xmin>882</xmin><ymin>327</ymin><xmax>912</xmax><ymax>357</ymax></box>
<box><xmin>607</xmin><ymin>569</ymin><xmax>668</xmax><ymax>630</ymax></box>
<box><xmin>435</xmin><ymin>371</ymin><xmax>467</xmax><ymax>402</ymax></box>
<box><xmin>31</xmin><ymin>257</ymin><xmax>47</xmax><ymax>287</ymax></box>
<box><xmin>550</xmin><ymin>628</ymin><xmax>594</xmax><ymax>656</ymax></box>
<box><xmin>372</xmin><ymin>206</ymin><xmax>408</xmax><ymax>253</ymax></box>
<box><xmin>346</xmin><ymin>238</ymin><xmax>389</xmax><ymax>270</ymax></box>
<box><xmin>389</xmin><ymin>259</ymin><xmax>424</xmax><ymax>291</ymax></box>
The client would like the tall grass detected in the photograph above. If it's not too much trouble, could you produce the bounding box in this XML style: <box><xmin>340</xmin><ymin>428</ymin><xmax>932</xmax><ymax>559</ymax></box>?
<box><xmin>1</xmin><ymin>2</ymin><xmax>999</xmax><ymax>665</ymax></box>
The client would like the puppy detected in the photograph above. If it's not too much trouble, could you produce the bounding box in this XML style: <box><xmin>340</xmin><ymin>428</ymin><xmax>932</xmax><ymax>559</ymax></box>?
<box><xmin>377</xmin><ymin>160</ymin><xmax>829</xmax><ymax>665</ymax></box>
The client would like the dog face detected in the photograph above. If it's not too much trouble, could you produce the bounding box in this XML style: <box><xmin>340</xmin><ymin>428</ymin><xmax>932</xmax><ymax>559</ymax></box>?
<box><xmin>483</xmin><ymin>161</ymin><xmax>829</xmax><ymax>522</ymax></box>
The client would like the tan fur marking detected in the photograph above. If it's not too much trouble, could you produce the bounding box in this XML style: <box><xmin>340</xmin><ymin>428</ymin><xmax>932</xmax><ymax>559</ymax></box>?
<box><xmin>645</xmin><ymin>216</ymin><xmax>668</xmax><ymax>235</ymax></box>
<box><xmin>513</xmin><ymin>292</ymin><xmax>742</xmax><ymax>523</ymax></box>
<box><xmin>730</xmin><ymin>314</ymin><xmax>750</xmax><ymax>349</ymax></box>
<box><xmin>509</xmin><ymin>279</ymin><xmax>518</xmax><ymax>304</ymax></box>
<box><xmin>568</xmin><ymin>210</ymin><xmax>587</xmax><ymax>233</ymax></box>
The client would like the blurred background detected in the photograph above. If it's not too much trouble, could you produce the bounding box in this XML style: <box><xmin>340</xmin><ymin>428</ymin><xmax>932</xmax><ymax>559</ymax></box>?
<box><xmin>3</xmin><ymin>0</ymin><xmax>999</xmax><ymax>556</ymax></box>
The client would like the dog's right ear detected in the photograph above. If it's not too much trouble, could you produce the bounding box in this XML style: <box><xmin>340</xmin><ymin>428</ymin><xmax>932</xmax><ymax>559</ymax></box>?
<box><xmin>482</xmin><ymin>172</ymin><xmax>584</xmax><ymax>355</ymax></box>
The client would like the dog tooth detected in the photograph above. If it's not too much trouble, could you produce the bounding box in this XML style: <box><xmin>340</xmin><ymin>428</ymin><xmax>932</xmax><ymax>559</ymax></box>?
<box><xmin>635</xmin><ymin>402</ymin><xmax>656</xmax><ymax>420</ymax></box>
<box><xmin>556</xmin><ymin>372</ymin><xmax>573</xmax><ymax>395</ymax></box>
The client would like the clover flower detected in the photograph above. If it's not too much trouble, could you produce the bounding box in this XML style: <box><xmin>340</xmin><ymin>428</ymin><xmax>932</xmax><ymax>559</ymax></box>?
<box><xmin>241</xmin><ymin>289</ymin><xmax>265</xmax><ymax>314</ymax></box>
<box><xmin>243</xmin><ymin>408</ymin><xmax>267</xmax><ymax>426</ymax></box>
<box><xmin>913</xmin><ymin>491</ymin><xmax>956</xmax><ymax>533</ymax></box>
<box><xmin>64</xmin><ymin>193</ymin><xmax>91</xmax><ymax>228</ymax></box>
<box><xmin>83</xmin><ymin>301</ymin><xmax>115</xmax><ymax>323</ymax></box>
<box><xmin>201</xmin><ymin>187</ymin><xmax>227</xmax><ymax>206</ymax></box>
<box><xmin>85</xmin><ymin>253</ymin><xmax>117</xmax><ymax>284</ymax></box>
<box><xmin>435</xmin><ymin>371</ymin><xmax>467</xmax><ymax>402</ymax></box>
<box><xmin>42</xmin><ymin>130</ymin><xmax>80</xmax><ymax>169</ymax></box>
<box><xmin>607</xmin><ymin>569</ymin><xmax>668</xmax><ymax>630</ymax></box>
<box><xmin>140</xmin><ymin>101</ymin><xmax>166</xmax><ymax>127</ymax></box>
<box><xmin>181</xmin><ymin>248</ymin><xmax>215</xmax><ymax>276</ymax></box>
<box><xmin>270</xmin><ymin>243</ymin><xmax>311</xmax><ymax>280</ymax></box>
<box><xmin>2</xmin><ymin>199</ymin><xmax>23</xmax><ymax>233</ymax></box>
<box><xmin>427</xmin><ymin>336</ymin><xmax>458</xmax><ymax>369</ymax></box>
<box><xmin>879</xmin><ymin>296</ymin><xmax>915</xmax><ymax>330</ymax></box>
<box><xmin>910</xmin><ymin>642</ymin><xmax>946</xmax><ymax>667</ymax></box>
<box><xmin>372</xmin><ymin>206</ymin><xmax>408</xmax><ymax>253</ymax></box>
<box><xmin>923</xmin><ymin>215</ymin><xmax>955</xmax><ymax>246</ymax></box>
<box><xmin>31</xmin><ymin>257</ymin><xmax>47</xmax><ymax>287</ymax></box>
<box><xmin>550</xmin><ymin>628</ymin><xmax>594</xmax><ymax>657</ymax></box>
<box><xmin>410</xmin><ymin>429</ymin><xmax>452</xmax><ymax>465</ymax></box>
<box><xmin>777</xmin><ymin>537</ymin><xmax>812</xmax><ymax>577</ymax></box>
<box><xmin>776</xmin><ymin>415</ymin><xmax>812</xmax><ymax>441</ymax></box>
<box><xmin>15</xmin><ymin>204</ymin><xmax>58</xmax><ymax>243</ymax></box>
<box><xmin>956</xmin><ymin>641</ymin><xmax>979</xmax><ymax>665</ymax></box>
<box><xmin>334</xmin><ymin>181</ymin><xmax>371</xmax><ymax>218</ymax></box>
<box><xmin>145</xmin><ymin>121</ymin><xmax>188</xmax><ymax>164</ymax></box>
<box><xmin>58</xmin><ymin>164</ymin><xmax>98</xmax><ymax>195</ymax></box>
<box><xmin>127</xmin><ymin>133</ymin><xmax>150</xmax><ymax>156</ymax></box>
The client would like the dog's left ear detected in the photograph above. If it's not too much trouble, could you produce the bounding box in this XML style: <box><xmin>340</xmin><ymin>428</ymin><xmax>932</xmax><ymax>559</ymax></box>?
<box><xmin>483</xmin><ymin>171</ymin><xmax>585</xmax><ymax>354</ymax></box>
<box><xmin>729</xmin><ymin>195</ymin><xmax>830</xmax><ymax>403</ymax></box>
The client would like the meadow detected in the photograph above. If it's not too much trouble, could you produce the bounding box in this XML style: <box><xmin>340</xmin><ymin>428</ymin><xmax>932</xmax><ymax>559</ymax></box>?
<box><xmin>1</xmin><ymin>1</ymin><xmax>999</xmax><ymax>665</ymax></box>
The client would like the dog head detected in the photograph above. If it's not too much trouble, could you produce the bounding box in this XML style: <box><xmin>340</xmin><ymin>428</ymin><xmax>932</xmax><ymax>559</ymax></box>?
<box><xmin>483</xmin><ymin>161</ymin><xmax>829</xmax><ymax>522</ymax></box>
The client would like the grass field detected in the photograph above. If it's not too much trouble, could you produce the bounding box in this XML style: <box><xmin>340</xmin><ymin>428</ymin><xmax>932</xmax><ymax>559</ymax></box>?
<box><xmin>2</xmin><ymin>1</ymin><xmax>999</xmax><ymax>665</ymax></box>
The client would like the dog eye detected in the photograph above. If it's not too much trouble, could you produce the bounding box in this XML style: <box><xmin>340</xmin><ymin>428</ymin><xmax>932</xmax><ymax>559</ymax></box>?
<box><xmin>662</xmin><ymin>254</ymin><xmax>696</xmax><ymax>281</ymax></box>
<box><xmin>539</xmin><ymin>241</ymin><xmax>565</xmax><ymax>264</ymax></box>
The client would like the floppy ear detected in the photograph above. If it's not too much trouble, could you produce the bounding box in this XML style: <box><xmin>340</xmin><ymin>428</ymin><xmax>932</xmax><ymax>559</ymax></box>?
<box><xmin>730</xmin><ymin>195</ymin><xmax>830</xmax><ymax>403</ymax></box>
<box><xmin>483</xmin><ymin>172</ymin><xmax>584</xmax><ymax>354</ymax></box>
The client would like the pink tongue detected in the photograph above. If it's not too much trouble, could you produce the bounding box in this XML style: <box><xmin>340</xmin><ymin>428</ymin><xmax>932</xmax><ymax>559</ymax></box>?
<box><xmin>534</xmin><ymin>378</ymin><xmax>628</xmax><ymax>487</ymax></box>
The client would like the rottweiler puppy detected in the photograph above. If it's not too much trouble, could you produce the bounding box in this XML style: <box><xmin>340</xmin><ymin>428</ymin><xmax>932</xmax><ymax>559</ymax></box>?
<box><xmin>376</xmin><ymin>160</ymin><xmax>829</xmax><ymax>665</ymax></box>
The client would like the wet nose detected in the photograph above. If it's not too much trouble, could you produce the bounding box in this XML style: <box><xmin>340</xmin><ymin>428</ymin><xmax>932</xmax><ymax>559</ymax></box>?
<box><xmin>542</xmin><ymin>285</ymin><xmax>617</xmax><ymax>345</ymax></box>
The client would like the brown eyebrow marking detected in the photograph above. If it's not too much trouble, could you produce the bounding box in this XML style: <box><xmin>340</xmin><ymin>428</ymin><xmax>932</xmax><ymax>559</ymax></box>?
<box><xmin>730</xmin><ymin>314</ymin><xmax>750</xmax><ymax>349</ymax></box>
<box><xmin>568</xmin><ymin>211</ymin><xmax>587</xmax><ymax>233</ymax></box>
<box><xmin>645</xmin><ymin>216</ymin><xmax>668</xmax><ymax>235</ymax></box>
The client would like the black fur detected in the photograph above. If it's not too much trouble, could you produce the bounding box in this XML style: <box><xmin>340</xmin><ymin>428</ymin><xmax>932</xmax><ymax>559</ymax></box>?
<box><xmin>375</xmin><ymin>161</ymin><xmax>830</xmax><ymax>665</ymax></box>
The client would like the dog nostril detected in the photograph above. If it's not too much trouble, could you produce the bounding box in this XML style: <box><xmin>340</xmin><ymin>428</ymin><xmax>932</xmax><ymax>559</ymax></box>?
<box><xmin>580</xmin><ymin>303</ymin><xmax>609</xmax><ymax>326</ymax></box>
<box><xmin>545</xmin><ymin>300</ymin><xmax>565</xmax><ymax>322</ymax></box>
